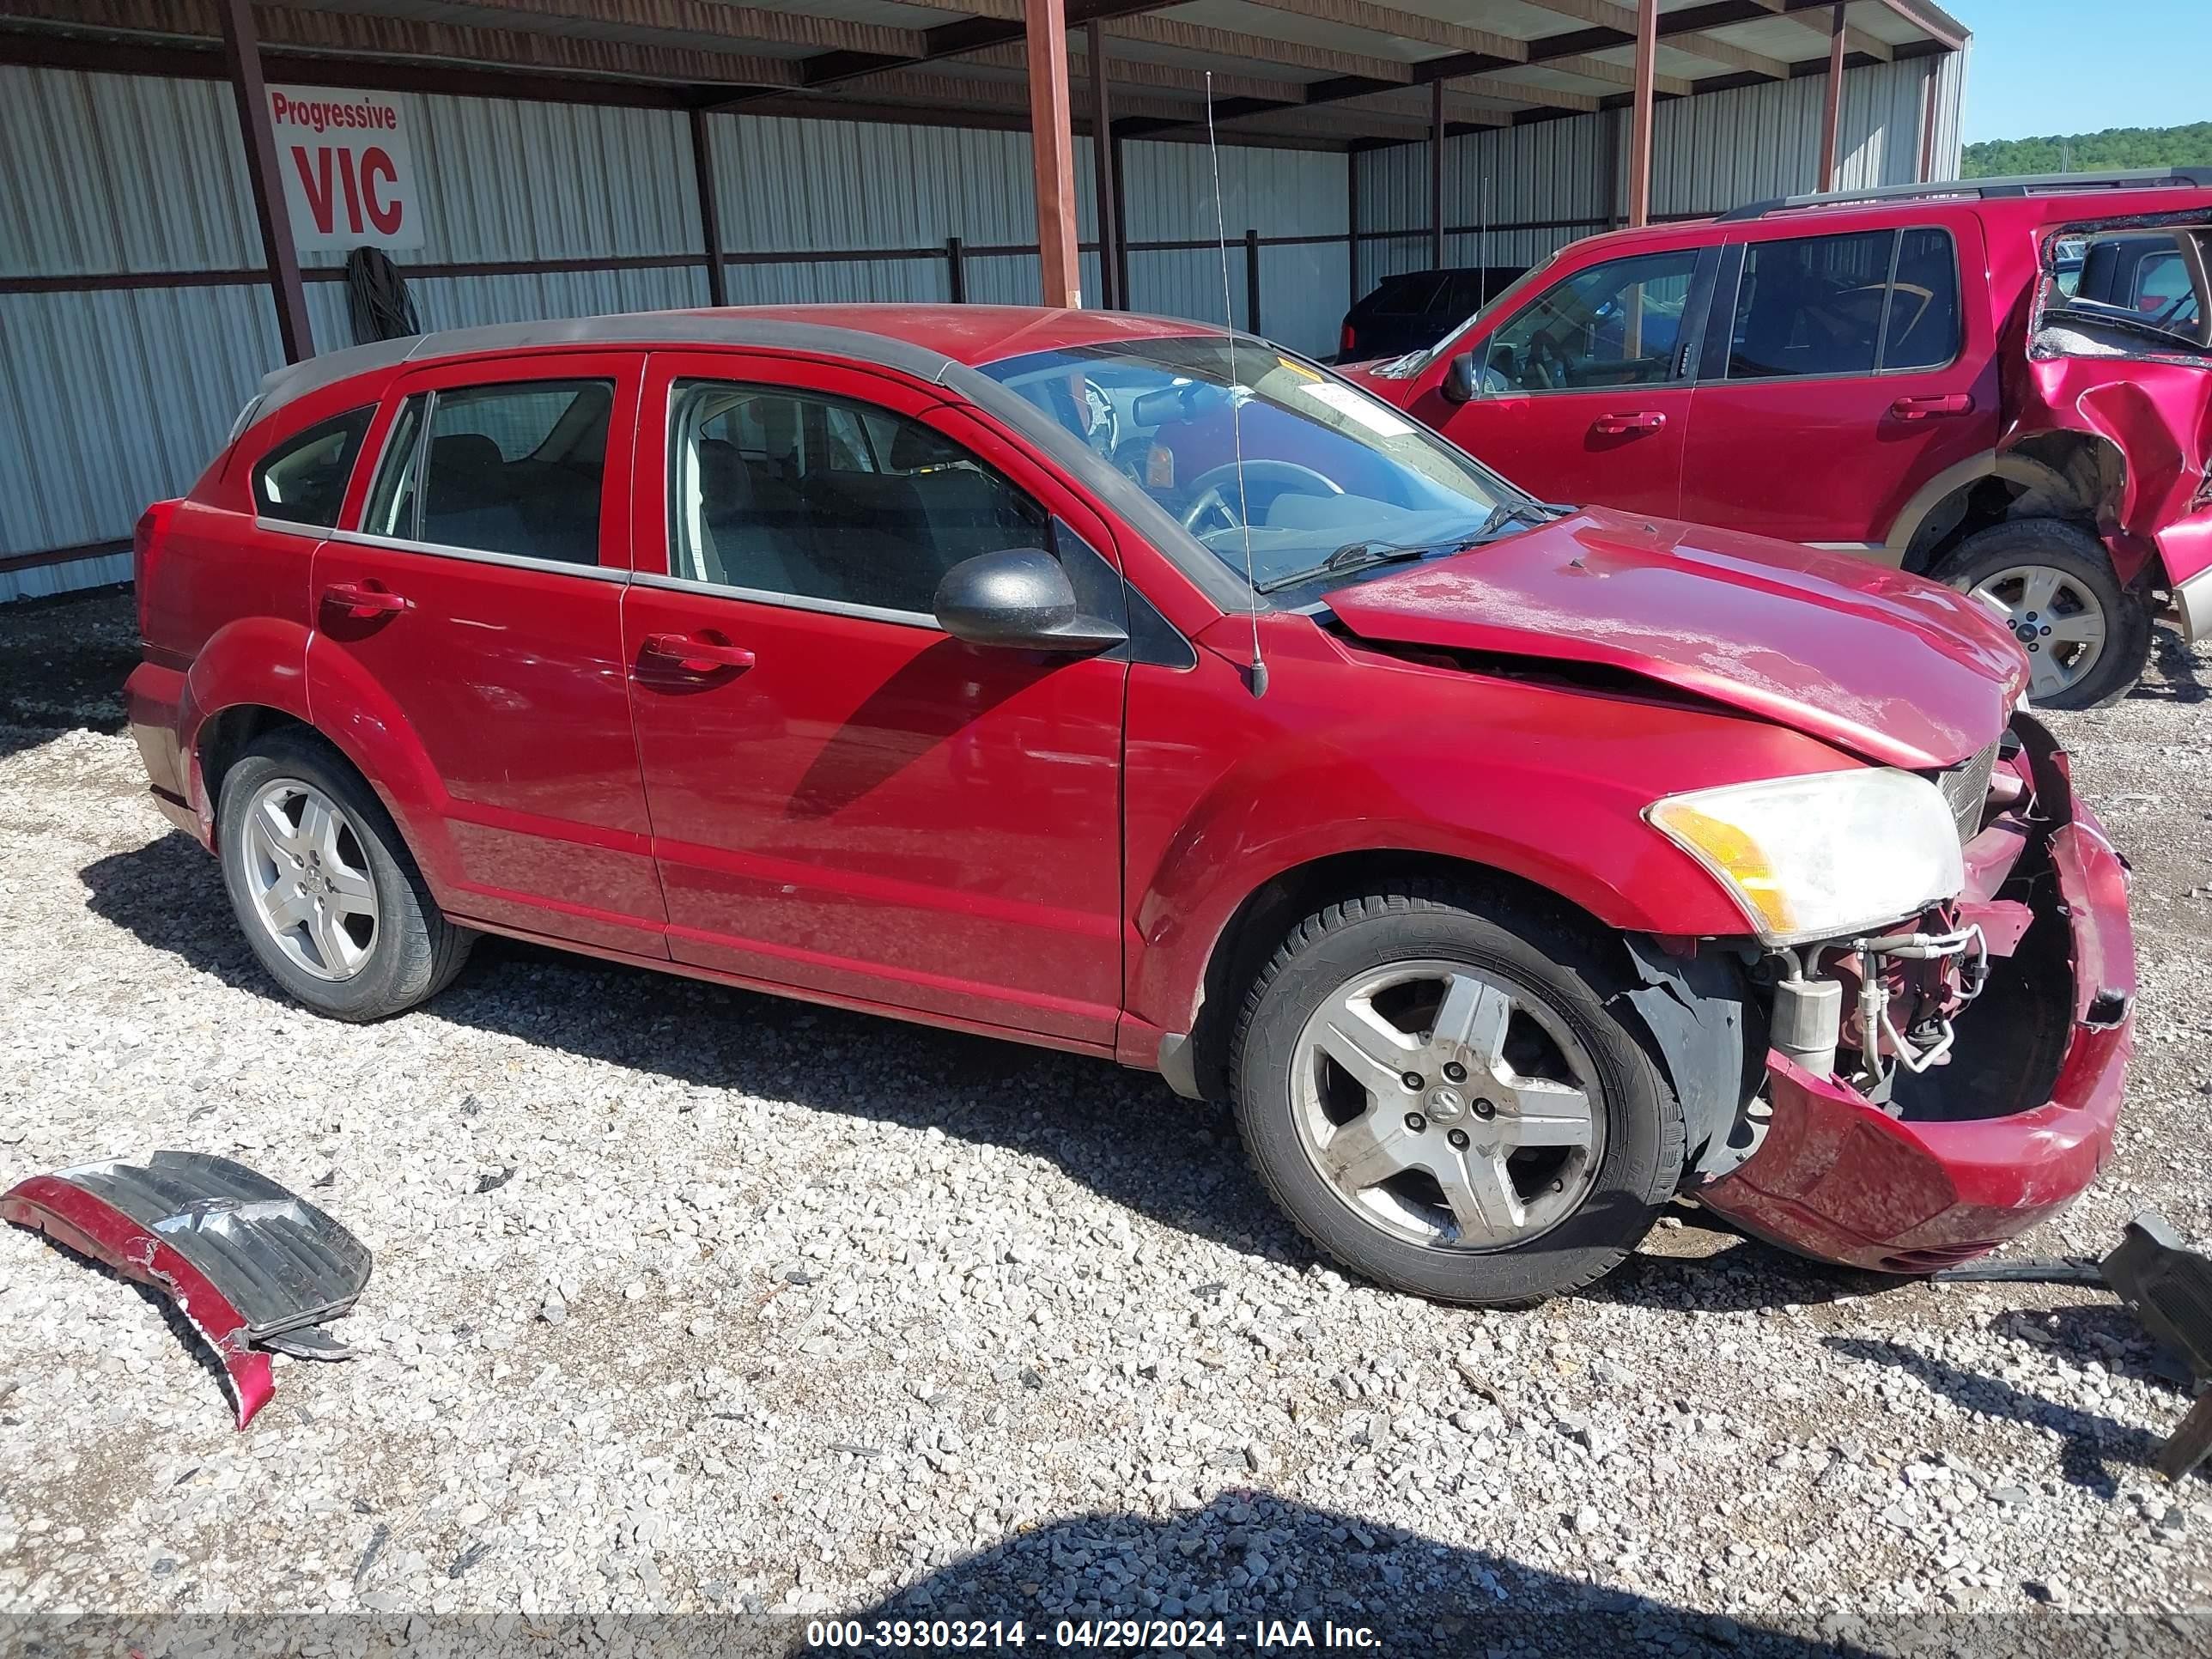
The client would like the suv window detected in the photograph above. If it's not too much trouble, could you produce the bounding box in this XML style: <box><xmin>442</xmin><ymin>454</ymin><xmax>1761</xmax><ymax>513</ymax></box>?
<box><xmin>669</xmin><ymin>382</ymin><xmax>1048</xmax><ymax>617</ymax></box>
<box><xmin>252</xmin><ymin>407</ymin><xmax>374</xmax><ymax>527</ymax></box>
<box><xmin>1725</xmin><ymin>228</ymin><xmax>1960</xmax><ymax>380</ymax></box>
<box><xmin>362</xmin><ymin>380</ymin><xmax>612</xmax><ymax>565</ymax></box>
<box><xmin>1484</xmin><ymin>249</ymin><xmax>1699</xmax><ymax>392</ymax></box>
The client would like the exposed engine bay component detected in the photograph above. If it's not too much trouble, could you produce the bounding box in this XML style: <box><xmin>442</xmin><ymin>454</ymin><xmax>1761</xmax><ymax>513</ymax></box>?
<box><xmin>1768</xmin><ymin>969</ymin><xmax>1843</xmax><ymax>1079</ymax></box>
<box><xmin>1</xmin><ymin>1151</ymin><xmax>371</xmax><ymax>1428</ymax></box>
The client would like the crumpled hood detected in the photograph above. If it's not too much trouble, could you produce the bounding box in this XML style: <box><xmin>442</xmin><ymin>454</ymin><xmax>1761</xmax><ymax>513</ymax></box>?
<box><xmin>1324</xmin><ymin>509</ymin><xmax>2028</xmax><ymax>769</ymax></box>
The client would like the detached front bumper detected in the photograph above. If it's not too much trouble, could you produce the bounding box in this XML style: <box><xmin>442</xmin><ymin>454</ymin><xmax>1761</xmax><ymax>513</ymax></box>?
<box><xmin>1698</xmin><ymin>720</ymin><xmax>2135</xmax><ymax>1273</ymax></box>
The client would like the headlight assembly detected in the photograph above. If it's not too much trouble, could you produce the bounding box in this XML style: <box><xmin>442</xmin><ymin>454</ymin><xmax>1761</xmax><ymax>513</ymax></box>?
<box><xmin>1645</xmin><ymin>769</ymin><xmax>1965</xmax><ymax>946</ymax></box>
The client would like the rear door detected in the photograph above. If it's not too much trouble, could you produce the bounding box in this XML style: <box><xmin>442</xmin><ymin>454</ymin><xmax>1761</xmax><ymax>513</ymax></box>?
<box><xmin>621</xmin><ymin>349</ymin><xmax>1127</xmax><ymax>1045</ymax></box>
<box><xmin>308</xmin><ymin>351</ymin><xmax>667</xmax><ymax>956</ymax></box>
<box><xmin>1429</xmin><ymin>244</ymin><xmax>1710</xmax><ymax>515</ymax></box>
<box><xmin>1678</xmin><ymin>220</ymin><xmax>1996</xmax><ymax>550</ymax></box>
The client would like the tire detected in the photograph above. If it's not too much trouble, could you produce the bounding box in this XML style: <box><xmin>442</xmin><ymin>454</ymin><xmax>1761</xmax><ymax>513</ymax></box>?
<box><xmin>216</xmin><ymin>729</ymin><xmax>473</xmax><ymax>1021</ymax></box>
<box><xmin>1930</xmin><ymin>519</ymin><xmax>2150</xmax><ymax>711</ymax></box>
<box><xmin>1229</xmin><ymin>883</ymin><xmax>1683</xmax><ymax>1305</ymax></box>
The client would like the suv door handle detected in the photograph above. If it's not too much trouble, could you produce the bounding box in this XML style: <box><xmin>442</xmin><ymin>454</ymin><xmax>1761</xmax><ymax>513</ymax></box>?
<box><xmin>322</xmin><ymin>580</ymin><xmax>408</xmax><ymax>616</ymax></box>
<box><xmin>1593</xmin><ymin>410</ymin><xmax>1667</xmax><ymax>435</ymax></box>
<box><xmin>642</xmin><ymin>631</ymin><xmax>756</xmax><ymax>673</ymax></box>
<box><xmin>1889</xmin><ymin>393</ymin><xmax>1975</xmax><ymax>420</ymax></box>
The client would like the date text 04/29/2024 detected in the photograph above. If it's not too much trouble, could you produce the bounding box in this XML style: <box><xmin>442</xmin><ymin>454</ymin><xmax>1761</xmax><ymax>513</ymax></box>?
<box><xmin>804</xmin><ymin>1619</ymin><xmax>1382</xmax><ymax>1649</ymax></box>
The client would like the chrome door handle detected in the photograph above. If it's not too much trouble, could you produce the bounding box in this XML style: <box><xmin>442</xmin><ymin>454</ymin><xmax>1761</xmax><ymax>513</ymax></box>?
<box><xmin>322</xmin><ymin>580</ymin><xmax>408</xmax><ymax>617</ymax></box>
<box><xmin>642</xmin><ymin>631</ymin><xmax>756</xmax><ymax>672</ymax></box>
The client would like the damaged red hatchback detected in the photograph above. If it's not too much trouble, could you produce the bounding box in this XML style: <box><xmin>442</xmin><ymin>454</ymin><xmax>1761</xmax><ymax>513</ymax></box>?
<box><xmin>126</xmin><ymin>305</ymin><xmax>2133</xmax><ymax>1304</ymax></box>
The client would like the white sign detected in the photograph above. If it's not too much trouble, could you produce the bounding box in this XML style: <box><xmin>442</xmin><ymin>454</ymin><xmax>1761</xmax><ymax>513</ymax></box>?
<box><xmin>267</xmin><ymin>86</ymin><xmax>423</xmax><ymax>252</ymax></box>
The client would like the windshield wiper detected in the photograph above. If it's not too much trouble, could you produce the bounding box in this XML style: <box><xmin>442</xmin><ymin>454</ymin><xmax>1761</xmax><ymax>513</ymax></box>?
<box><xmin>1258</xmin><ymin>501</ymin><xmax>1563</xmax><ymax>594</ymax></box>
<box><xmin>1468</xmin><ymin>498</ymin><xmax>1558</xmax><ymax>539</ymax></box>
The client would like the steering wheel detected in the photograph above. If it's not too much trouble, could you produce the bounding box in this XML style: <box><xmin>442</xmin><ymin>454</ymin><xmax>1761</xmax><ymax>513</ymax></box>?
<box><xmin>1179</xmin><ymin>460</ymin><xmax>1343</xmax><ymax>536</ymax></box>
<box><xmin>1079</xmin><ymin>377</ymin><xmax>1120</xmax><ymax>459</ymax></box>
<box><xmin>1526</xmin><ymin>336</ymin><xmax>1572</xmax><ymax>390</ymax></box>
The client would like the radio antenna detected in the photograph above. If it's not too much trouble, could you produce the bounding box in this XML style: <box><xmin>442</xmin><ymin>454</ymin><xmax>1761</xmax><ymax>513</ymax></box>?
<box><xmin>1205</xmin><ymin>71</ymin><xmax>1267</xmax><ymax>697</ymax></box>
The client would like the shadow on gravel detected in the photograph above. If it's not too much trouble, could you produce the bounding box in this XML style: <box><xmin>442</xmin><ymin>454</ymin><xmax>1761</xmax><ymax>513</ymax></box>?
<box><xmin>79</xmin><ymin>830</ymin><xmax>1874</xmax><ymax>1312</ymax></box>
<box><xmin>2132</xmin><ymin>627</ymin><xmax>2209</xmax><ymax>706</ymax></box>
<box><xmin>1820</xmin><ymin>1335</ymin><xmax>2164</xmax><ymax>1498</ymax></box>
<box><xmin>823</xmin><ymin>1492</ymin><xmax>1923</xmax><ymax>1658</ymax></box>
<box><xmin>0</xmin><ymin>585</ymin><xmax>137</xmax><ymax>760</ymax></box>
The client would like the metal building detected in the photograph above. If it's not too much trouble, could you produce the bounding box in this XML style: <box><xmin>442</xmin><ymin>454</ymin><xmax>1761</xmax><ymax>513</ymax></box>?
<box><xmin>0</xmin><ymin>0</ymin><xmax>1970</xmax><ymax>601</ymax></box>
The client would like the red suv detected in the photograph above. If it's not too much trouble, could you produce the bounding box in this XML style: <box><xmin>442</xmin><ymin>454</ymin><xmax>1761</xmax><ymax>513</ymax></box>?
<box><xmin>1349</xmin><ymin>172</ymin><xmax>2212</xmax><ymax>709</ymax></box>
<box><xmin>126</xmin><ymin>306</ymin><xmax>2132</xmax><ymax>1304</ymax></box>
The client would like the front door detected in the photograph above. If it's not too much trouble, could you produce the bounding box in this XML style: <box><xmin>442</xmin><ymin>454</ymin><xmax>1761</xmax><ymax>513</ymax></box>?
<box><xmin>1425</xmin><ymin>244</ymin><xmax>1708</xmax><ymax>516</ymax></box>
<box><xmin>622</xmin><ymin>351</ymin><xmax>1127</xmax><ymax>1046</ymax></box>
<box><xmin>1678</xmin><ymin>222</ymin><xmax>1997</xmax><ymax>549</ymax></box>
<box><xmin>308</xmin><ymin>352</ymin><xmax>667</xmax><ymax>955</ymax></box>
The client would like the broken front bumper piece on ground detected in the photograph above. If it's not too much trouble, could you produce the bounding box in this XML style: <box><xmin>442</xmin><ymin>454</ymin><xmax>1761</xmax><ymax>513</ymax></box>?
<box><xmin>0</xmin><ymin>1151</ymin><xmax>370</xmax><ymax>1427</ymax></box>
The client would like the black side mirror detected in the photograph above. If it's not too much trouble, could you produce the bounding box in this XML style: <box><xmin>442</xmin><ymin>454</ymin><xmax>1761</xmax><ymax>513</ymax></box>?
<box><xmin>1440</xmin><ymin>351</ymin><xmax>1479</xmax><ymax>405</ymax></box>
<box><xmin>933</xmin><ymin>549</ymin><xmax>1127</xmax><ymax>653</ymax></box>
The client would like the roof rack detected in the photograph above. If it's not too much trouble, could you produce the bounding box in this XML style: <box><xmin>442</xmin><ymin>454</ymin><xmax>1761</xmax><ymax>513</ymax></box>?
<box><xmin>1717</xmin><ymin>167</ymin><xmax>2212</xmax><ymax>224</ymax></box>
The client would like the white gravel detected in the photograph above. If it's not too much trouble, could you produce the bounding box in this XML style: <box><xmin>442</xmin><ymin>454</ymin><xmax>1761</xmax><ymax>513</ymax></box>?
<box><xmin>0</xmin><ymin>592</ymin><xmax>2209</xmax><ymax>1655</ymax></box>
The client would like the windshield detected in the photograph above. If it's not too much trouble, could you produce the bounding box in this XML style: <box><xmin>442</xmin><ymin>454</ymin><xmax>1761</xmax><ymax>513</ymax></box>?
<box><xmin>979</xmin><ymin>337</ymin><xmax>1526</xmax><ymax>591</ymax></box>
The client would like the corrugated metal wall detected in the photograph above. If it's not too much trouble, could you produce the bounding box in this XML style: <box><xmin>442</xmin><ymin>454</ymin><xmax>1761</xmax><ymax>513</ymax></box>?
<box><xmin>1355</xmin><ymin>55</ymin><xmax>1966</xmax><ymax>294</ymax></box>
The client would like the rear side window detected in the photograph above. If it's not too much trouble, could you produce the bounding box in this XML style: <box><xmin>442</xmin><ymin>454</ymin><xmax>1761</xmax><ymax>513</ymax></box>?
<box><xmin>1724</xmin><ymin>228</ymin><xmax>1960</xmax><ymax>380</ymax></box>
<box><xmin>252</xmin><ymin>407</ymin><xmax>373</xmax><ymax>527</ymax></box>
<box><xmin>362</xmin><ymin>380</ymin><xmax>612</xmax><ymax>566</ymax></box>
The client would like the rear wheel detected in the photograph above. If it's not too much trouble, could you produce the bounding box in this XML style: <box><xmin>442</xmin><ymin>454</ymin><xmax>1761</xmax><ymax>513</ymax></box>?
<box><xmin>1230</xmin><ymin>884</ymin><xmax>1683</xmax><ymax>1304</ymax></box>
<box><xmin>216</xmin><ymin>730</ymin><xmax>472</xmax><ymax>1021</ymax></box>
<box><xmin>1931</xmin><ymin>519</ymin><xmax>2150</xmax><ymax>710</ymax></box>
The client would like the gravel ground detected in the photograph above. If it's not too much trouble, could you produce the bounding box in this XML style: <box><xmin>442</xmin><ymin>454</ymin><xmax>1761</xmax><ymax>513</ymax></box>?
<box><xmin>0</xmin><ymin>588</ymin><xmax>2209</xmax><ymax>1656</ymax></box>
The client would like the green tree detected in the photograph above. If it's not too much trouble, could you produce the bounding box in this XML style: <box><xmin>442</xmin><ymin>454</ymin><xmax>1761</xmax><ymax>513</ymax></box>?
<box><xmin>1963</xmin><ymin>122</ymin><xmax>2212</xmax><ymax>179</ymax></box>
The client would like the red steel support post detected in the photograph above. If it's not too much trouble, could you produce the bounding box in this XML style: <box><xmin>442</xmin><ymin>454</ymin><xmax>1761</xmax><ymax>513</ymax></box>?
<box><xmin>1626</xmin><ymin>0</ymin><xmax>1657</xmax><ymax>229</ymax></box>
<box><xmin>1027</xmin><ymin>0</ymin><xmax>1082</xmax><ymax>308</ymax></box>
<box><xmin>218</xmin><ymin>0</ymin><xmax>313</xmax><ymax>362</ymax></box>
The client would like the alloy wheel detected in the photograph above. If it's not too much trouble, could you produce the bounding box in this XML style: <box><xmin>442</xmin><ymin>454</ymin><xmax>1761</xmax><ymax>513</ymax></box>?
<box><xmin>240</xmin><ymin>777</ymin><xmax>379</xmax><ymax>981</ymax></box>
<box><xmin>1290</xmin><ymin>959</ymin><xmax>1603</xmax><ymax>1251</ymax></box>
<box><xmin>1965</xmin><ymin>563</ymin><xmax>2107</xmax><ymax>702</ymax></box>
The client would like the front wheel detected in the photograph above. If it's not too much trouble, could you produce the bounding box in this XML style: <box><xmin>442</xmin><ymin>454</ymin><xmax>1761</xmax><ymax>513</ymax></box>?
<box><xmin>1229</xmin><ymin>884</ymin><xmax>1684</xmax><ymax>1304</ymax></box>
<box><xmin>1931</xmin><ymin>519</ymin><xmax>2150</xmax><ymax>710</ymax></box>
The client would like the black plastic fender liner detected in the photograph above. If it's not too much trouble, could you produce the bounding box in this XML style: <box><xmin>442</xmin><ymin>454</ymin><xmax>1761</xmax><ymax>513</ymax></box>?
<box><xmin>1617</xmin><ymin>937</ymin><xmax>1765</xmax><ymax>1184</ymax></box>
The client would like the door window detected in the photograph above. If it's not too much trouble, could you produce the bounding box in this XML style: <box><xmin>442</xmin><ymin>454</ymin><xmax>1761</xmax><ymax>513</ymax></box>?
<box><xmin>1482</xmin><ymin>250</ymin><xmax>1699</xmax><ymax>393</ymax></box>
<box><xmin>362</xmin><ymin>380</ymin><xmax>613</xmax><ymax>564</ymax></box>
<box><xmin>252</xmin><ymin>406</ymin><xmax>374</xmax><ymax>527</ymax></box>
<box><xmin>1725</xmin><ymin>228</ymin><xmax>1961</xmax><ymax>380</ymax></box>
<box><xmin>667</xmin><ymin>382</ymin><xmax>1048</xmax><ymax>616</ymax></box>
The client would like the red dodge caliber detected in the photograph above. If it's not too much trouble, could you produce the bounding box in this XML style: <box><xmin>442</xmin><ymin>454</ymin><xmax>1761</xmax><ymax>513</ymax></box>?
<box><xmin>126</xmin><ymin>306</ymin><xmax>2133</xmax><ymax>1304</ymax></box>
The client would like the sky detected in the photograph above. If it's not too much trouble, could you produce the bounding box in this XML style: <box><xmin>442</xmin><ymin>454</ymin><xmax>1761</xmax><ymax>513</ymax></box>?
<box><xmin>1958</xmin><ymin>0</ymin><xmax>2211</xmax><ymax>143</ymax></box>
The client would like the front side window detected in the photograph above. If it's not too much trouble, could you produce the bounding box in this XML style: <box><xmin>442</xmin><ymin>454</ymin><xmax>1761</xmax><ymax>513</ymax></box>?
<box><xmin>253</xmin><ymin>406</ymin><xmax>374</xmax><ymax>527</ymax></box>
<box><xmin>668</xmin><ymin>382</ymin><xmax>1048</xmax><ymax>616</ymax></box>
<box><xmin>1727</xmin><ymin>228</ymin><xmax>1960</xmax><ymax>380</ymax></box>
<box><xmin>981</xmin><ymin>337</ymin><xmax>1522</xmax><ymax>593</ymax></box>
<box><xmin>362</xmin><ymin>380</ymin><xmax>611</xmax><ymax>564</ymax></box>
<box><xmin>1480</xmin><ymin>250</ymin><xmax>1699</xmax><ymax>393</ymax></box>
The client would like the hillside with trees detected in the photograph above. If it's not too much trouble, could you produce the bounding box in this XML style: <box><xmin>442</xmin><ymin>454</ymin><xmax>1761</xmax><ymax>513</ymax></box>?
<box><xmin>1963</xmin><ymin>122</ymin><xmax>2212</xmax><ymax>179</ymax></box>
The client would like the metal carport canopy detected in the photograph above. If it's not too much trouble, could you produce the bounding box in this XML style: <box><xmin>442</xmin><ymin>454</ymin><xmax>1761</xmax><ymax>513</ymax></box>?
<box><xmin>0</xmin><ymin>0</ymin><xmax>1970</xmax><ymax>330</ymax></box>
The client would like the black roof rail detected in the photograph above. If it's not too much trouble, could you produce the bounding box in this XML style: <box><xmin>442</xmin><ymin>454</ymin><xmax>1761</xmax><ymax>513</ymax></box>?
<box><xmin>1717</xmin><ymin>167</ymin><xmax>2212</xmax><ymax>224</ymax></box>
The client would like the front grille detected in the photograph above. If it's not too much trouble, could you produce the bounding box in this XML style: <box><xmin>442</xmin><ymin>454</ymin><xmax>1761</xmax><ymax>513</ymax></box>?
<box><xmin>1933</xmin><ymin>739</ymin><xmax>2000</xmax><ymax>845</ymax></box>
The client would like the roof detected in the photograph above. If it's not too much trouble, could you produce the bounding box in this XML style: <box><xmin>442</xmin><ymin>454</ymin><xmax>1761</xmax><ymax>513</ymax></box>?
<box><xmin>253</xmin><ymin>303</ymin><xmax>1226</xmax><ymax>418</ymax></box>
<box><xmin>0</xmin><ymin>0</ymin><xmax>1971</xmax><ymax>149</ymax></box>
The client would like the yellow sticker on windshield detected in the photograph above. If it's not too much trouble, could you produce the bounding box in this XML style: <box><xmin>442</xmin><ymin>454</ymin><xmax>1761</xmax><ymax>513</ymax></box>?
<box><xmin>1275</xmin><ymin>357</ymin><xmax>1322</xmax><ymax>381</ymax></box>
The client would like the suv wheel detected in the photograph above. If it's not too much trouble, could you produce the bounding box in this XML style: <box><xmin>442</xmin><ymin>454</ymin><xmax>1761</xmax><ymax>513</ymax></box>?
<box><xmin>217</xmin><ymin>730</ymin><xmax>473</xmax><ymax>1021</ymax></box>
<box><xmin>1230</xmin><ymin>884</ymin><xmax>1683</xmax><ymax>1304</ymax></box>
<box><xmin>1931</xmin><ymin>520</ymin><xmax>2150</xmax><ymax>710</ymax></box>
